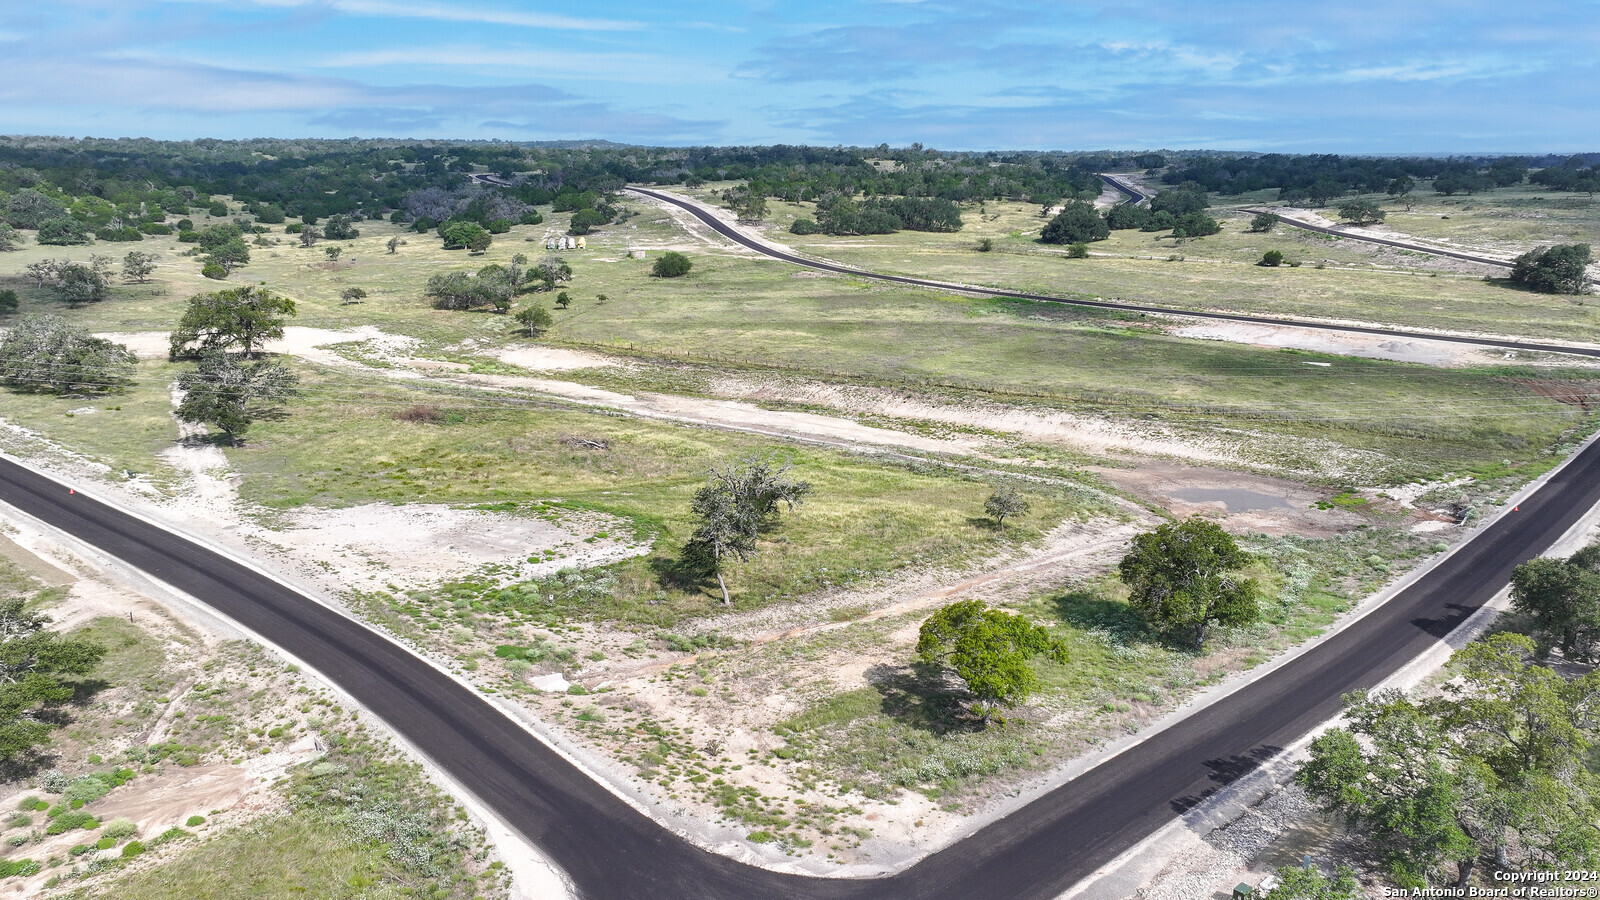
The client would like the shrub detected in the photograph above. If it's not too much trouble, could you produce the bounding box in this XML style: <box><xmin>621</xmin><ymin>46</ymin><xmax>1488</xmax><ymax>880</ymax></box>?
<box><xmin>0</xmin><ymin>859</ymin><xmax>39</xmax><ymax>877</ymax></box>
<box><xmin>975</xmin><ymin>237</ymin><xmax>993</xmax><ymax>252</ymax></box>
<box><xmin>1066</xmin><ymin>242</ymin><xmax>1089</xmax><ymax>258</ymax></box>
<box><xmin>139</xmin><ymin>222</ymin><xmax>173</xmax><ymax>235</ymax></box>
<box><xmin>37</xmin><ymin>218</ymin><xmax>91</xmax><ymax>245</ymax></box>
<box><xmin>0</xmin><ymin>290</ymin><xmax>17</xmax><ymax>315</ymax></box>
<box><xmin>101</xmin><ymin>818</ymin><xmax>137</xmax><ymax>842</ymax></box>
<box><xmin>121</xmin><ymin>840</ymin><xmax>145</xmax><ymax>858</ymax></box>
<box><xmin>44</xmin><ymin>811</ymin><xmax>97</xmax><ymax>835</ymax></box>
<box><xmin>177</xmin><ymin>229</ymin><xmax>201</xmax><ymax>243</ymax></box>
<box><xmin>16</xmin><ymin>796</ymin><xmax>42</xmax><ymax>812</ymax></box>
<box><xmin>1259</xmin><ymin>250</ymin><xmax>1285</xmax><ymax>267</ymax></box>
<box><xmin>96</xmin><ymin>836</ymin><xmax>115</xmax><ymax>850</ymax></box>
<box><xmin>652</xmin><ymin>251</ymin><xmax>692</xmax><ymax>278</ymax></box>
<box><xmin>150</xmin><ymin>827</ymin><xmax>190</xmax><ymax>847</ymax></box>
<box><xmin>185</xmin><ymin>815</ymin><xmax>206</xmax><ymax>828</ymax></box>
<box><xmin>6</xmin><ymin>813</ymin><xmax>30</xmax><ymax>828</ymax></box>
<box><xmin>394</xmin><ymin>404</ymin><xmax>445</xmax><ymax>424</ymax></box>
<box><xmin>788</xmin><ymin>218</ymin><xmax>818</xmax><ymax>235</ymax></box>
<box><xmin>201</xmin><ymin>262</ymin><xmax>228</xmax><ymax>280</ymax></box>
<box><xmin>175</xmin><ymin>218</ymin><xmax>194</xmax><ymax>231</ymax></box>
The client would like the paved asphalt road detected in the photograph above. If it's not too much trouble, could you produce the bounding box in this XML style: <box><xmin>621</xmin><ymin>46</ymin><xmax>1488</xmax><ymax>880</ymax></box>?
<box><xmin>629</xmin><ymin>186</ymin><xmax>1589</xmax><ymax>358</ymax></box>
<box><xmin>7</xmin><ymin>419</ymin><xmax>1600</xmax><ymax>898</ymax></box>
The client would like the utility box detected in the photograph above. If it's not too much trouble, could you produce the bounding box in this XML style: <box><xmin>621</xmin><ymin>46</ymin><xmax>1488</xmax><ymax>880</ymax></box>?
<box><xmin>1232</xmin><ymin>885</ymin><xmax>1254</xmax><ymax>900</ymax></box>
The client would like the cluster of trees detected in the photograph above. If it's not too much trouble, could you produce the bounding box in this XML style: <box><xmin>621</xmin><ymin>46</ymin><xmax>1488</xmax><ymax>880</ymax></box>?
<box><xmin>167</xmin><ymin>284</ymin><xmax>300</xmax><ymax>442</ymax></box>
<box><xmin>1301</xmin><ymin>634</ymin><xmax>1600</xmax><ymax>887</ymax></box>
<box><xmin>428</xmin><ymin>254</ymin><xmax>572</xmax><ymax>312</ymax></box>
<box><xmin>1530</xmin><ymin>158</ymin><xmax>1600</xmax><ymax>195</ymax></box>
<box><xmin>1040</xmin><ymin>184</ymin><xmax>1219</xmax><ymax>246</ymax></box>
<box><xmin>22</xmin><ymin>257</ymin><xmax>115</xmax><ymax>304</ymax></box>
<box><xmin>1161</xmin><ymin>154</ymin><xmax>1535</xmax><ymax>202</ymax></box>
<box><xmin>790</xmin><ymin>195</ymin><xmax>963</xmax><ymax>236</ymax></box>
<box><xmin>1509</xmin><ymin>244</ymin><xmax>1593</xmax><ymax>295</ymax></box>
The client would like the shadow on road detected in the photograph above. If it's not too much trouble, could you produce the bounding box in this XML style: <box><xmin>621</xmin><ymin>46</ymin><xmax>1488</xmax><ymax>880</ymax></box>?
<box><xmin>1169</xmin><ymin>744</ymin><xmax>1283</xmax><ymax>814</ymax></box>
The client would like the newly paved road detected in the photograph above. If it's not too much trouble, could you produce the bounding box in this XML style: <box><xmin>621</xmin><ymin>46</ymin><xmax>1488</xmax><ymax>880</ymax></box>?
<box><xmin>630</xmin><ymin>186</ymin><xmax>1593</xmax><ymax>358</ymax></box>
<box><xmin>5</xmin><ymin>430</ymin><xmax>1600</xmax><ymax>897</ymax></box>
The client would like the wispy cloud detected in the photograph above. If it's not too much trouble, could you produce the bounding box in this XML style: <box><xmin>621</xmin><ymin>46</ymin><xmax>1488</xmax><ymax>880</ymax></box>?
<box><xmin>156</xmin><ymin>0</ymin><xmax>643</xmax><ymax>31</ymax></box>
<box><xmin>316</xmin><ymin>45</ymin><xmax>726</xmax><ymax>82</ymax></box>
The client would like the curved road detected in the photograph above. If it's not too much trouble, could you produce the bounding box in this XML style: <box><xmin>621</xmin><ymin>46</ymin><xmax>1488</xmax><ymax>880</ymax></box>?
<box><xmin>630</xmin><ymin>187</ymin><xmax>1583</xmax><ymax>357</ymax></box>
<box><xmin>5</xmin><ymin>428</ymin><xmax>1600</xmax><ymax>899</ymax></box>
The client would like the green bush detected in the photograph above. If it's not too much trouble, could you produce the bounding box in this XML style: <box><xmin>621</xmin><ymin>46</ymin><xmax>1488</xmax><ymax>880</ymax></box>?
<box><xmin>96</xmin><ymin>836</ymin><xmax>116</xmax><ymax>850</ymax></box>
<box><xmin>0</xmin><ymin>858</ymin><xmax>39</xmax><ymax>877</ymax></box>
<box><xmin>651</xmin><ymin>251</ymin><xmax>692</xmax><ymax>278</ymax></box>
<box><xmin>121</xmin><ymin>840</ymin><xmax>145</xmax><ymax>858</ymax></box>
<box><xmin>12</xmin><ymin>798</ymin><xmax>37</xmax><ymax>813</ymax></box>
<box><xmin>6</xmin><ymin>813</ymin><xmax>31</xmax><ymax>828</ymax></box>
<box><xmin>788</xmin><ymin>217</ymin><xmax>818</xmax><ymax>235</ymax></box>
<box><xmin>201</xmin><ymin>262</ymin><xmax>228</xmax><ymax>280</ymax></box>
<box><xmin>150</xmin><ymin>826</ymin><xmax>190</xmax><ymax>847</ymax></box>
<box><xmin>1066</xmin><ymin>242</ymin><xmax>1089</xmax><ymax>258</ymax></box>
<box><xmin>184</xmin><ymin>815</ymin><xmax>205</xmax><ymax>827</ymax></box>
<box><xmin>101</xmin><ymin>818</ymin><xmax>137</xmax><ymax>842</ymax></box>
<box><xmin>140</xmin><ymin>222</ymin><xmax>173</xmax><ymax>235</ymax></box>
<box><xmin>1259</xmin><ymin>250</ymin><xmax>1285</xmax><ymax>267</ymax></box>
<box><xmin>44</xmin><ymin>811</ymin><xmax>97</xmax><ymax>835</ymax></box>
<box><xmin>175</xmin><ymin>218</ymin><xmax>194</xmax><ymax>231</ymax></box>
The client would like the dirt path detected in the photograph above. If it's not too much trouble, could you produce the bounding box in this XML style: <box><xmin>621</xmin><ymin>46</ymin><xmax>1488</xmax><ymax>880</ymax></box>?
<box><xmin>589</xmin><ymin>518</ymin><xmax>1146</xmax><ymax>686</ymax></box>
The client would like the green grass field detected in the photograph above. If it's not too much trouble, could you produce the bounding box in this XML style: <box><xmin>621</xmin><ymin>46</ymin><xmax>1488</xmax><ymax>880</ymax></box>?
<box><xmin>674</xmin><ymin>183</ymin><xmax>1600</xmax><ymax>343</ymax></box>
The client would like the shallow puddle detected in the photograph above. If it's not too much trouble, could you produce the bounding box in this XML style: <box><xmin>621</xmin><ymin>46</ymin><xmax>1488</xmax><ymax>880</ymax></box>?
<box><xmin>1169</xmin><ymin>487</ymin><xmax>1297</xmax><ymax>511</ymax></box>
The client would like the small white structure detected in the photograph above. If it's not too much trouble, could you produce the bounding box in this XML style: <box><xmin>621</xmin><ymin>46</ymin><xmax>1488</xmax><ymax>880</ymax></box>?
<box><xmin>628</xmin><ymin>248</ymin><xmax>646</xmax><ymax>259</ymax></box>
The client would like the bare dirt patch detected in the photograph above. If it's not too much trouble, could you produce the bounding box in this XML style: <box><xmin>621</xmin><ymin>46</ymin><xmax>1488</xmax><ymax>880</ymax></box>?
<box><xmin>1172</xmin><ymin>321</ymin><xmax>1505</xmax><ymax>367</ymax></box>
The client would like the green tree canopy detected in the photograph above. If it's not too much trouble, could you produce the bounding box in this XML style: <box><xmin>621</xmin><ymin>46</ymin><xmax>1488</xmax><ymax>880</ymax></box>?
<box><xmin>1248</xmin><ymin>211</ymin><xmax>1280</xmax><ymax>233</ymax></box>
<box><xmin>36</xmin><ymin>218</ymin><xmax>90</xmax><ymax>246</ymax></box>
<box><xmin>0</xmin><ymin>599</ymin><xmax>105</xmax><ymax>769</ymax></box>
<box><xmin>1510</xmin><ymin>549</ymin><xmax>1600</xmax><ymax>662</ymax></box>
<box><xmin>652</xmin><ymin>251</ymin><xmax>693</xmax><ymax>278</ymax></box>
<box><xmin>514</xmin><ymin>303</ymin><xmax>553</xmax><ymax>336</ymax></box>
<box><xmin>175</xmin><ymin>352</ymin><xmax>298</xmax><ymax>443</ymax></box>
<box><xmin>1509</xmin><ymin>244</ymin><xmax>1592</xmax><ymax>295</ymax></box>
<box><xmin>915</xmin><ymin>599</ymin><xmax>1066</xmax><ymax>724</ymax></box>
<box><xmin>1117</xmin><ymin>518</ymin><xmax>1259</xmax><ymax>650</ymax></box>
<box><xmin>0</xmin><ymin>315</ymin><xmax>136</xmax><ymax>393</ymax></box>
<box><xmin>168</xmin><ymin>284</ymin><xmax>297</xmax><ymax>360</ymax></box>
<box><xmin>121</xmin><ymin>251</ymin><xmax>158</xmax><ymax>284</ymax></box>
<box><xmin>1337</xmin><ymin>199</ymin><xmax>1385</xmax><ymax>225</ymax></box>
<box><xmin>1040</xmin><ymin>201</ymin><xmax>1109</xmax><ymax>244</ymax></box>
<box><xmin>426</xmin><ymin>266</ymin><xmax>514</xmax><ymax>312</ymax></box>
<box><xmin>1300</xmin><ymin>634</ymin><xmax>1600</xmax><ymax>887</ymax></box>
<box><xmin>984</xmin><ymin>485</ymin><xmax>1030</xmax><ymax>529</ymax></box>
<box><xmin>685</xmin><ymin>457</ymin><xmax>810</xmax><ymax>605</ymax></box>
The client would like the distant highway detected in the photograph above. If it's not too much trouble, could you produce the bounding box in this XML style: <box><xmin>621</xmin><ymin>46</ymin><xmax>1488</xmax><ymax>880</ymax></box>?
<box><xmin>7</xmin><ymin>428</ymin><xmax>1600</xmax><ymax>897</ymax></box>
<box><xmin>627</xmin><ymin>186</ymin><xmax>1597</xmax><ymax>358</ymax></box>
<box><xmin>1096</xmin><ymin>171</ymin><xmax>1514</xmax><ymax>269</ymax></box>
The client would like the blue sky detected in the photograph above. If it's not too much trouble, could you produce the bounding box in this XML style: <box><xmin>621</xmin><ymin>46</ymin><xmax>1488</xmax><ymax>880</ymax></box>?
<box><xmin>2</xmin><ymin>1</ymin><xmax>1596</xmax><ymax>151</ymax></box>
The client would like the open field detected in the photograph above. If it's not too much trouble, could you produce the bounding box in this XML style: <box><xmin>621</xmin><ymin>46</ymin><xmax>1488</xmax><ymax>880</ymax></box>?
<box><xmin>674</xmin><ymin>183</ymin><xmax>1600</xmax><ymax>343</ymax></box>
<box><xmin>4</xmin><ymin>180</ymin><xmax>1599</xmax><ymax>877</ymax></box>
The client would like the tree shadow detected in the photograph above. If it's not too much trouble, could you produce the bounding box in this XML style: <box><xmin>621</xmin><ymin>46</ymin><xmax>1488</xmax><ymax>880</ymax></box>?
<box><xmin>865</xmin><ymin>662</ymin><xmax>989</xmax><ymax>735</ymax></box>
<box><xmin>650</xmin><ymin>547</ymin><xmax>714</xmax><ymax>595</ymax></box>
<box><xmin>1170</xmin><ymin>744</ymin><xmax>1284</xmax><ymax>813</ymax></box>
<box><xmin>965</xmin><ymin>516</ymin><xmax>1001</xmax><ymax>532</ymax></box>
<box><xmin>1410</xmin><ymin>602</ymin><xmax>1478</xmax><ymax>640</ymax></box>
<box><xmin>1049</xmin><ymin>588</ymin><xmax>1154</xmax><ymax>644</ymax></box>
<box><xmin>0</xmin><ymin>676</ymin><xmax>109</xmax><ymax>782</ymax></box>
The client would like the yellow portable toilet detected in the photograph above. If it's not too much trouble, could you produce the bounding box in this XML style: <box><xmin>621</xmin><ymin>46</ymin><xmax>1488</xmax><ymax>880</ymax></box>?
<box><xmin>576</xmin><ymin>237</ymin><xmax>586</xmax><ymax>250</ymax></box>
